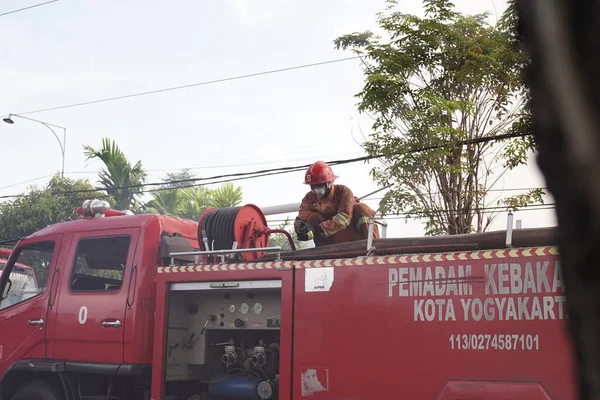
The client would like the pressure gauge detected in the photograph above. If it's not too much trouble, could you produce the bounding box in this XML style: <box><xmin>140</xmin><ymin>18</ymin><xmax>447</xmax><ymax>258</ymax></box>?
<box><xmin>240</xmin><ymin>302</ymin><xmax>249</xmax><ymax>315</ymax></box>
<box><xmin>253</xmin><ymin>302</ymin><xmax>263</xmax><ymax>315</ymax></box>
<box><xmin>228</xmin><ymin>304</ymin><xmax>236</xmax><ymax>313</ymax></box>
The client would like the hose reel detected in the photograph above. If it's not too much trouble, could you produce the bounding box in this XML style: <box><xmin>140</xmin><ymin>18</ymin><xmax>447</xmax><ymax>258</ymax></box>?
<box><xmin>198</xmin><ymin>204</ymin><xmax>271</xmax><ymax>261</ymax></box>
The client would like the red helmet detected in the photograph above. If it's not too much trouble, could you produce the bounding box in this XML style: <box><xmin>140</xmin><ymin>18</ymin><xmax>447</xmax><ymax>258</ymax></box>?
<box><xmin>304</xmin><ymin>161</ymin><xmax>338</xmax><ymax>185</ymax></box>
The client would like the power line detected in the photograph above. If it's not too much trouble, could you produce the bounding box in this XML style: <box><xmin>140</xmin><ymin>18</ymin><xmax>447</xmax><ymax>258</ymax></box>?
<box><xmin>0</xmin><ymin>130</ymin><xmax>533</xmax><ymax>200</ymax></box>
<box><xmin>0</xmin><ymin>167</ymin><xmax>306</xmax><ymax>200</ymax></box>
<box><xmin>0</xmin><ymin>146</ymin><xmax>360</xmax><ymax>192</ymax></box>
<box><xmin>110</xmin><ymin>142</ymin><xmax>358</xmax><ymax>173</ymax></box>
<box><xmin>0</xmin><ymin>174</ymin><xmax>55</xmax><ymax>190</ymax></box>
<box><xmin>63</xmin><ymin>131</ymin><xmax>535</xmax><ymax>192</ymax></box>
<box><xmin>63</xmin><ymin>149</ymin><xmax>364</xmax><ymax>175</ymax></box>
<box><xmin>373</xmin><ymin>203</ymin><xmax>556</xmax><ymax>217</ymax></box>
<box><xmin>14</xmin><ymin>56</ymin><xmax>361</xmax><ymax>116</ymax></box>
<box><xmin>266</xmin><ymin>203</ymin><xmax>557</xmax><ymax>224</ymax></box>
<box><xmin>0</xmin><ymin>149</ymin><xmax>361</xmax><ymax>191</ymax></box>
<box><xmin>0</xmin><ymin>0</ymin><xmax>58</xmax><ymax>17</ymax></box>
<box><xmin>359</xmin><ymin>187</ymin><xmax>549</xmax><ymax>201</ymax></box>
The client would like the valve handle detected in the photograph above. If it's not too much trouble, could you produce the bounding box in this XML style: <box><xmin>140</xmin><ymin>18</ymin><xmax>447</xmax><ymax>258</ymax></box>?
<box><xmin>200</xmin><ymin>314</ymin><xmax>216</xmax><ymax>335</ymax></box>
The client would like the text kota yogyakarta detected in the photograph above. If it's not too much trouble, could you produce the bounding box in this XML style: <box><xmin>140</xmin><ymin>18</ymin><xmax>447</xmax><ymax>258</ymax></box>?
<box><xmin>388</xmin><ymin>261</ymin><xmax>567</xmax><ymax>322</ymax></box>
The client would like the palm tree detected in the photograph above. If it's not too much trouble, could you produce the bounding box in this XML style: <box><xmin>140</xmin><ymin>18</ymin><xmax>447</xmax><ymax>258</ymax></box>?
<box><xmin>83</xmin><ymin>138</ymin><xmax>147</xmax><ymax>211</ymax></box>
<box><xmin>144</xmin><ymin>170</ymin><xmax>244</xmax><ymax>220</ymax></box>
<box><xmin>211</xmin><ymin>182</ymin><xmax>243</xmax><ymax>208</ymax></box>
<box><xmin>145</xmin><ymin>189</ymin><xmax>183</xmax><ymax>216</ymax></box>
<box><xmin>177</xmin><ymin>187</ymin><xmax>215</xmax><ymax>220</ymax></box>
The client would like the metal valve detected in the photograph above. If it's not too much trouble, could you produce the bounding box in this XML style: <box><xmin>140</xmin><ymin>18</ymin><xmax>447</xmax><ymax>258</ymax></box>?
<box><xmin>182</xmin><ymin>333</ymin><xmax>195</xmax><ymax>350</ymax></box>
<box><xmin>200</xmin><ymin>314</ymin><xmax>216</xmax><ymax>335</ymax></box>
<box><xmin>251</xmin><ymin>346</ymin><xmax>267</xmax><ymax>367</ymax></box>
<box><xmin>257</xmin><ymin>380</ymin><xmax>274</xmax><ymax>399</ymax></box>
<box><xmin>222</xmin><ymin>345</ymin><xmax>238</xmax><ymax>366</ymax></box>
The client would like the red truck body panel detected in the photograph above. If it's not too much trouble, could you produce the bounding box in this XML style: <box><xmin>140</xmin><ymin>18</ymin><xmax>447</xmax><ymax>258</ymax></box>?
<box><xmin>0</xmin><ymin>234</ymin><xmax>63</xmax><ymax>371</ymax></box>
<box><xmin>293</xmin><ymin>250</ymin><xmax>575</xmax><ymax>399</ymax></box>
<box><xmin>0</xmin><ymin>215</ymin><xmax>198</xmax><ymax>371</ymax></box>
<box><xmin>0</xmin><ymin>209</ymin><xmax>578</xmax><ymax>400</ymax></box>
<box><xmin>47</xmin><ymin>227</ymin><xmax>141</xmax><ymax>364</ymax></box>
<box><xmin>152</xmin><ymin>247</ymin><xmax>577</xmax><ymax>399</ymax></box>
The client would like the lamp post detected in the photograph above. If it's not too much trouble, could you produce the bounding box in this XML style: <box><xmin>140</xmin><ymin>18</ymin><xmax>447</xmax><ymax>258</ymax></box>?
<box><xmin>3</xmin><ymin>113</ymin><xmax>67</xmax><ymax>177</ymax></box>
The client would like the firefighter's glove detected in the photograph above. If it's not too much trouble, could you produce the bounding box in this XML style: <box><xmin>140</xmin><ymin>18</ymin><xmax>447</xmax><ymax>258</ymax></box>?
<box><xmin>296</xmin><ymin>222</ymin><xmax>313</xmax><ymax>241</ymax></box>
<box><xmin>298</xmin><ymin>221</ymin><xmax>312</xmax><ymax>233</ymax></box>
<box><xmin>297</xmin><ymin>229</ymin><xmax>314</xmax><ymax>241</ymax></box>
<box><xmin>314</xmin><ymin>224</ymin><xmax>325</xmax><ymax>238</ymax></box>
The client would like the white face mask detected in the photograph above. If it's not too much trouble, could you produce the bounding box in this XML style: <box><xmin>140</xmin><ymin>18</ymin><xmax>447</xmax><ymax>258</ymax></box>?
<box><xmin>312</xmin><ymin>183</ymin><xmax>330</xmax><ymax>198</ymax></box>
<box><xmin>312</xmin><ymin>187</ymin><xmax>327</xmax><ymax>198</ymax></box>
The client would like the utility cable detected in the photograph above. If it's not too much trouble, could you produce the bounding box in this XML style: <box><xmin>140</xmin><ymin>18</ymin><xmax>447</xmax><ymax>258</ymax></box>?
<box><xmin>64</xmin><ymin>142</ymin><xmax>360</xmax><ymax>175</ymax></box>
<box><xmin>0</xmin><ymin>0</ymin><xmax>58</xmax><ymax>18</ymax></box>
<box><xmin>0</xmin><ymin>130</ymin><xmax>533</xmax><ymax>200</ymax></box>
<box><xmin>14</xmin><ymin>56</ymin><xmax>361</xmax><ymax>116</ymax></box>
<box><xmin>266</xmin><ymin>203</ymin><xmax>557</xmax><ymax>224</ymax></box>
<box><xmin>0</xmin><ymin>174</ymin><xmax>55</xmax><ymax>190</ymax></box>
<box><xmin>49</xmin><ymin>131</ymin><xmax>537</xmax><ymax>196</ymax></box>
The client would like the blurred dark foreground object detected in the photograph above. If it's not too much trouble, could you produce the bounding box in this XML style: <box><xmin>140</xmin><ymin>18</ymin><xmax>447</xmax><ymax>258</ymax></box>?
<box><xmin>517</xmin><ymin>1</ymin><xmax>600</xmax><ymax>399</ymax></box>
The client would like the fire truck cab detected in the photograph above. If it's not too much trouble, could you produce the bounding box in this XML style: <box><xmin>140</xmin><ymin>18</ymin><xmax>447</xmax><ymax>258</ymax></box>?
<box><xmin>0</xmin><ymin>199</ymin><xmax>578</xmax><ymax>400</ymax></box>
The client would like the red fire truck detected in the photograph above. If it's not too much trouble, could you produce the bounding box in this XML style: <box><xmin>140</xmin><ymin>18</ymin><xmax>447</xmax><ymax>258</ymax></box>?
<box><xmin>0</xmin><ymin>199</ymin><xmax>577</xmax><ymax>400</ymax></box>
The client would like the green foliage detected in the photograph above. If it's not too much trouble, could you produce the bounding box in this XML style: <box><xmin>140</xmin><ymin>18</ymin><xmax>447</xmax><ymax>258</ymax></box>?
<box><xmin>176</xmin><ymin>187</ymin><xmax>217</xmax><ymax>221</ymax></box>
<box><xmin>266</xmin><ymin>217</ymin><xmax>303</xmax><ymax>251</ymax></box>
<box><xmin>501</xmin><ymin>188</ymin><xmax>545</xmax><ymax>211</ymax></box>
<box><xmin>83</xmin><ymin>138</ymin><xmax>148</xmax><ymax>211</ymax></box>
<box><xmin>0</xmin><ymin>174</ymin><xmax>106</xmax><ymax>239</ymax></box>
<box><xmin>162</xmin><ymin>169</ymin><xmax>197</xmax><ymax>188</ymax></box>
<box><xmin>211</xmin><ymin>183</ymin><xmax>243</xmax><ymax>208</ymax></box>
<box><xmin>145</xmin><ymin>170</ymin><xmax>244</xmax><ymax>221</ymax></box>
<box><xmin>334</xmin><ymin>0</ymin><xmax>539</xmax><ymax>235</ymax></box>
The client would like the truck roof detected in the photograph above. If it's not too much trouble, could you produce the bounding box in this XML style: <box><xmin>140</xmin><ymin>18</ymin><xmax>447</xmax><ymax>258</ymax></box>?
<box><xmin>27</xmin><ymin>213</ymin><xmax>199</xmax><ymax>242</ymax></box>
<box><xmin>17</xmin><ymin>209</ymin><xmax>559</xmax><ymax>263</ymax></box>
<box><xmin>267</xmin><ymin>226</ymin><xmax>558</xmax><ymax>261</ymax></box>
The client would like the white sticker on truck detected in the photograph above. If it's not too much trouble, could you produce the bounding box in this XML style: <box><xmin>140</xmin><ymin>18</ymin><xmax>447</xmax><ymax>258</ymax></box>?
<box><xmin>301</xmin><ymin>368</ymin><xmax>329</xmax><ymax>396</ymax></box>
<box><xmin>305</xmin><ymin>267</ymin><xmax>334</xmax><ymax>292</ymax></box>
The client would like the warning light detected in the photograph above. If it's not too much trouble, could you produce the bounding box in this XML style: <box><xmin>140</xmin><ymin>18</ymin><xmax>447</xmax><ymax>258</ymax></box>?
<box><xmin>76</xmin><ymin>199</ymin><xmax>133</xmax><ymax>219</ymax></box>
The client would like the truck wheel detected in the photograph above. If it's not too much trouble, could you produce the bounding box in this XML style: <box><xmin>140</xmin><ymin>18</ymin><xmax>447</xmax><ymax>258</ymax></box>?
<box><xmin>10</xmin><ymin>379</ymin><xmax>64</xmax><ymax>400</ymax></box>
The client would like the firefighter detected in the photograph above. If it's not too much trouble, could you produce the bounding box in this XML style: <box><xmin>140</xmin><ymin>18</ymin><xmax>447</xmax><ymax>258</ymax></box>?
<box><xmin>294</xmin><ymin>160</ymin><xmax>380</xmax><ymax>247</ymax></box>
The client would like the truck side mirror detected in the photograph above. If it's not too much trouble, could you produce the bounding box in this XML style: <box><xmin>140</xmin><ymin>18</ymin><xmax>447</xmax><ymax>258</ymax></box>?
<box><xmin>1</xmin><ymin>279</ymin><xmax>12</xmax><ymax>300</ymax></box>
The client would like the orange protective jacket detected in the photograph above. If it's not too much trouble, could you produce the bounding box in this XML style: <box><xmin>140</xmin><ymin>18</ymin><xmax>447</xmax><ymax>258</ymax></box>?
<box><xmin>294</xmin><ymin>184</ymin><xmax>362</xmax><ymax>238</ymax></box>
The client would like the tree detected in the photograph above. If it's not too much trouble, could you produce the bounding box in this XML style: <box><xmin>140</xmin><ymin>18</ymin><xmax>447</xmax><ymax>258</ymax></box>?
<box><xmin>161</xmin><ymin>169</ymin><xmax>197</xmax><ymax>188</ymax></box>
<box><xmin>83</xmin><ymin>138</ymin><xmax>148</xmax><ymax>211</ymax></box>
<box><xmin>143</xmin><ymin>188</ymin><xmax>184</xmax><ymax>216</ymax></box>
<box><xmin>211</xmin><ymin>183</ymin><xmax>243</xmax><ymax>208</ymax></box>
<box><xmin>145</xmin><ymin>170</ymin><xmax>244</xmax><ymax>221</ymax></box>
<box><xmin>176</xmin><ymin>187</ymin><xmax>218</xmax><ymax>221</ymax></box>
<box><xmin>0</xmin><ymin>174</ymin><xmax>106</xmax><ymax>239</ymax></box>
<box><xmin>334</xmin><ymin>0</ymin><xmax>541</xmax><ymax>235</ymax></box>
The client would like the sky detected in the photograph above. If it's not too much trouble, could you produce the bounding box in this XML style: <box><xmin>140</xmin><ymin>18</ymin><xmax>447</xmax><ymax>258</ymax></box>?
<box><xmin>0</xmin><ymin>0</ymin><xmax>556</xmax><ymax>240</ymax></box>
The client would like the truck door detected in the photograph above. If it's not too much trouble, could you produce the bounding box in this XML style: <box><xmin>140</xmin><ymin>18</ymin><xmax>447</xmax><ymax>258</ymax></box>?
<box><xmin>48</xmin><ymin>228</ymin><xmax>139</xmax><ymax>364</ymax></box>
<box><xmin>0</xmin><ymin>236</ymin><xmax>62</xmax><ymax>371</ymax></box>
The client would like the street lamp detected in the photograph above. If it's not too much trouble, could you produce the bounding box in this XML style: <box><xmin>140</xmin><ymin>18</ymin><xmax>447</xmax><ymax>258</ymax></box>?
<box><xmin>2</xmin><ymin>113</ymin><xmax>67</xmax><ymax>177</ymax></box>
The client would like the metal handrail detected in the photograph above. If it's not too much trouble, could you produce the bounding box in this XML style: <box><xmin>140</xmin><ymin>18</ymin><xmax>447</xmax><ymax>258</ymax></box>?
<box><xmin>169</xmin><ymin>246</ymin><xmax>283</xmax><ymax>265</ymax></box>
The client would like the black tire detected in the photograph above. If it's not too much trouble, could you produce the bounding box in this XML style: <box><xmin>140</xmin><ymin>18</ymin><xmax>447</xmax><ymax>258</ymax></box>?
<box><xmin>10</xmin><ymin>379</ymin><xmax>64</xmax><ymax>400</ymax></box>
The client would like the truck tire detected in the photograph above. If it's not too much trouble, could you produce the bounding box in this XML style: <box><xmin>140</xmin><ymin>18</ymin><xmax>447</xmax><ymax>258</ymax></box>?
<box><xmin>10</xmin><ymin>379</ymin><xmax>64</xmax><ymax>400</ymax></box>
